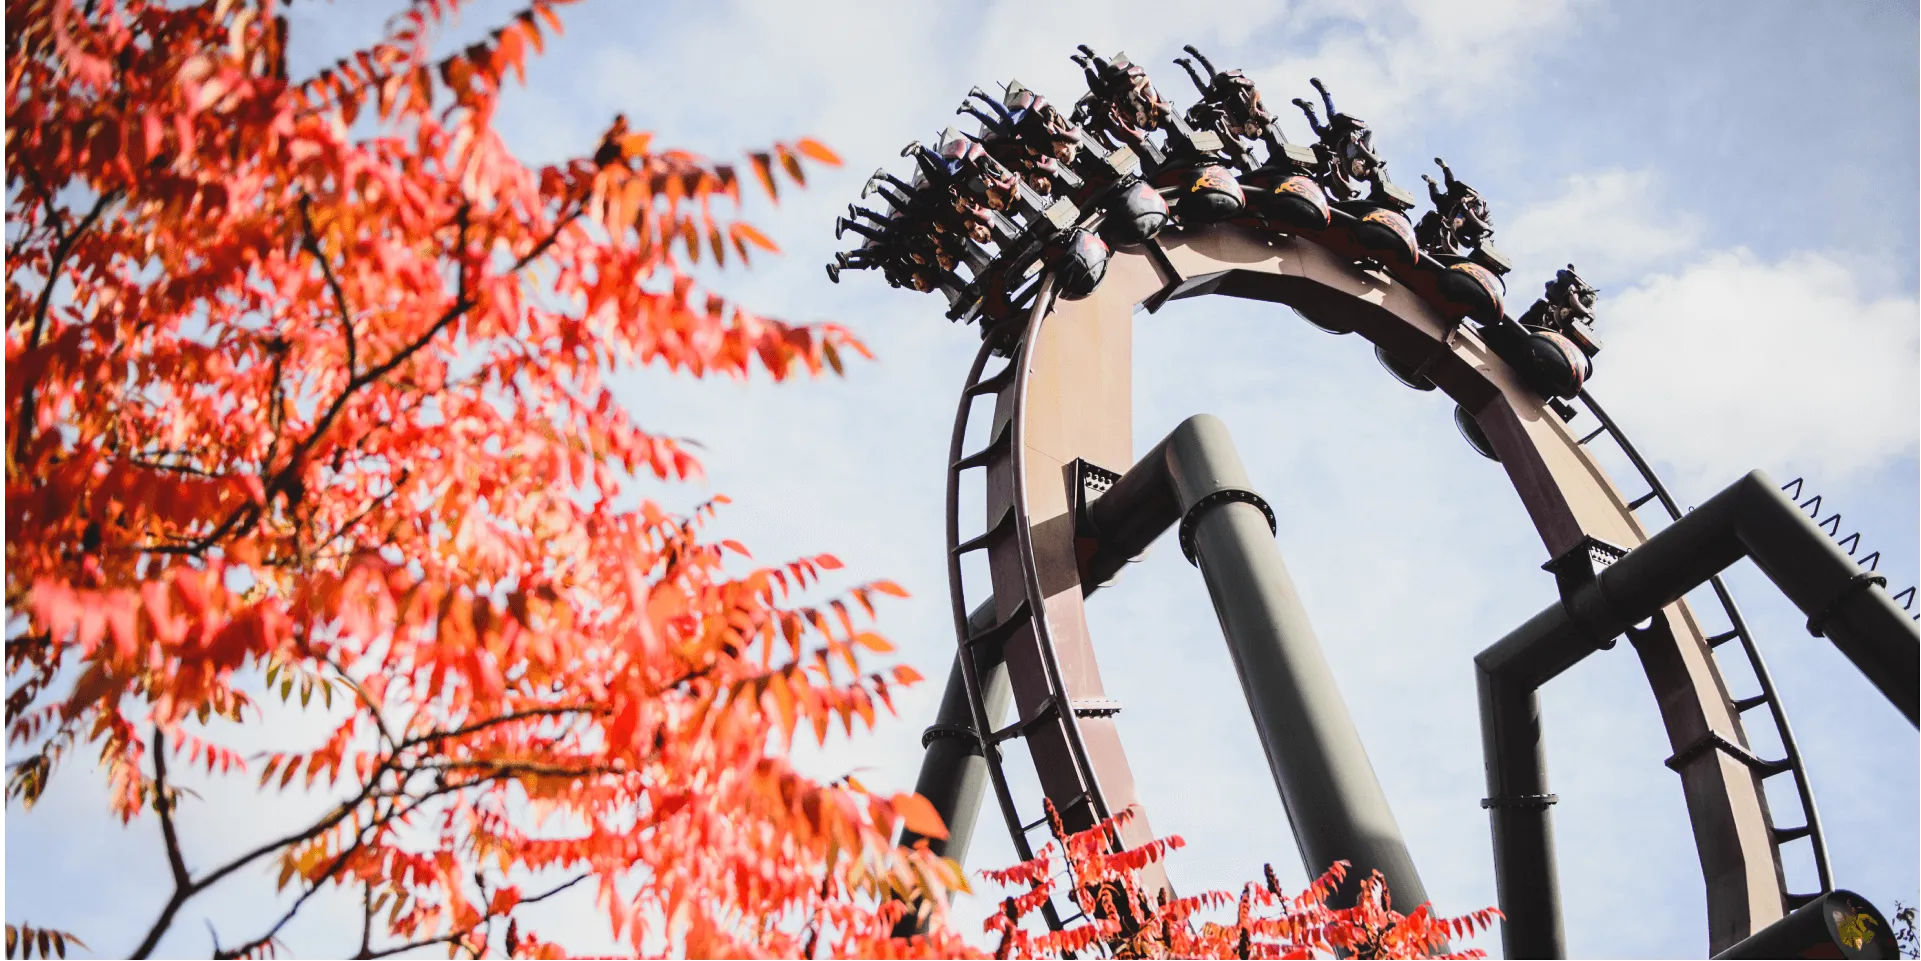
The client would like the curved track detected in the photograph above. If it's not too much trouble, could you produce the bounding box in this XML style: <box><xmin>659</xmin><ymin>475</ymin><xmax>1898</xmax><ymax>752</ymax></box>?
<box><xmin>941</xmin><ymin>220</ymin><xmax>1841</xmax><ymax>949</ymax></box>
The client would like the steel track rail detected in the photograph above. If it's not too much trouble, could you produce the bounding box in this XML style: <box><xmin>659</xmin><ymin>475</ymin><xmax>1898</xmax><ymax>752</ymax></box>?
<box><xmin>943</xmin><ymin>305</ymin><xmax>1075</xmax><ymax>936</ymax></box>
<box><xmin>949</xmin><ymin>283</ymin><xmax>1127</xmax><ymax>937</ymax></box>
<box><xmin>1575</xmin><ymin>389</ymin><xmax>1833</xmax><ymax>902</ymax></box>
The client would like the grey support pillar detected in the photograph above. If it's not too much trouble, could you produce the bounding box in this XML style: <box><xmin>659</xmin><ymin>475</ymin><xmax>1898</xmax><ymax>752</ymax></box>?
<box><xmin>1477</xmin><ymin>469</ymin><xmax>1919</xmax><ymax>959</ymax></box>
<box><xmin>1088</xmin><ymin>414</ymin><xmax>1428</xmax><ymax>910</ymax></box>
<box><xmin>894</xmin><ymin>602</ymin><xmax>1012</xmax><ymax>936</ymax></box>
<box><xmin>900</xmin><ymin>601</ymin><xmax>1014</xmax><ymax>865</ymax></box>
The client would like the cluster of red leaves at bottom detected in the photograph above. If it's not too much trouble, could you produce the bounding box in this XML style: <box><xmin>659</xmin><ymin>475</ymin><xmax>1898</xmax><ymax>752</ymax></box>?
<box><xmin>978</xmin><ymin>799</ymin><xmax>1502</xmax><ymax>960</ymax></box>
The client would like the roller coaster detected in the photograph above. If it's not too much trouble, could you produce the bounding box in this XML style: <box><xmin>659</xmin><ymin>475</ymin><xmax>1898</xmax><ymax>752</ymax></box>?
<box><xmin>827</xmin><ymin>45</ymin><xmax>1920</xmax><ymax>959</ymax></box>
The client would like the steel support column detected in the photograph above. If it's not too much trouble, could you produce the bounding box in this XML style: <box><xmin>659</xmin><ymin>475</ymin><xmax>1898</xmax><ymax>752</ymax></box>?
<box><xmin>1480</xmin><ymin>469</ymin><xmax>1919</xmax><ymax>958</ymax></box>
<box><xmin>1087</xmin><ymin>414</ymin><xmax>1428</xmax><ymax>909</ymax></box>
<box><xmin>900</xmin><ymin>602</ymin><xmax>1015</xmax><ymax>866</ymax></box>
<box><xmin>895</xmin><ymin>602</ymin><xmax>1013</xmax><ymax>936</ymax></box>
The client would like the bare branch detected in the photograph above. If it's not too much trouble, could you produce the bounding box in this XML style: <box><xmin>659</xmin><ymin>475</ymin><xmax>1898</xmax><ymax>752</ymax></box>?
<box><xmin>359</xmin><ymin>882</ymin><xmax>374</xmax><ymax>958</ymax></box>
<box><xmin>151</xmin><ymin>728</ymin><xmax>193</xmax><ymax>889</ymax></box>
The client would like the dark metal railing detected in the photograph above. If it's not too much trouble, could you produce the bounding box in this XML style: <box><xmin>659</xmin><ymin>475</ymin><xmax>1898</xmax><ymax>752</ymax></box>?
<box><xmin>1574</xmin><ymin>389</ymin><xmax>1833</xmax><ymax>902</ymax></box>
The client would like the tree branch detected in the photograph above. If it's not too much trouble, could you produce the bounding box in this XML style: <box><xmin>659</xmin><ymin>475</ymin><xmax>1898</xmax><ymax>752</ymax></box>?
<box><xmin>400</xmin><ymin>704</ymin><xmax>601</xmax><ymax>752</ymax></box>
<box><xmin>359</xmin><ymin>882</ymin><xmax>374</xmax><ymax>959</ymax></box>
<box><xmin>150</xmin><ymin>728</ymin><xmax>192</xmax><ymax>890</ymax></box>
<box><xmin>132</xmin><ymin>728</ymin><xmax>196</xmax><ymax>958</ymax></box>
<box><xmin>355</xmin><ymin>874</ymin><xmax>589</xmax><ymax>961</ymax></box>
<box><xmin>12</xmin><ymin>190</ymin><xmax>119</xmax><ymax>469</ymax></box>
<box><xmin>130</xmin><ymin>459</ymin><xmax>231</xmax><ymax>479</ymax></box>
<box><xmin>299</xmin><ymin>194</ymin><xmax>358</xmax><ymax>377</ymax></box>
<box><xmin>306</xmin><ymin>470</ymin><xmax>410</xmax><ymax>558</ymax></box>
<box><xmin>211</xmin><ymin>782</ymin><xmax>461</xmax><ymax>960</ymax></box>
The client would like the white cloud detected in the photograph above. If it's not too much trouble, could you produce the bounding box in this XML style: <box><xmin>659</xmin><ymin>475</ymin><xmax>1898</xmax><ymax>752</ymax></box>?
<box><xmin>1502</xmin><ymin>169</ymin><xmax>1701</xmax><ymax>287</ymax></box>
<box><xmin>1244</xmin><ymin>0</ymin><xmax>1580</xmax><ymax>135</ymax></box>
<box><xmin>1500</xmin><ymin>170</ymin><xmax>1915</xmax><ymax>486</ymax></box>
<box><xmin>1599</xmin><ymin>248</ymin><xmax>1919</xmax><ymax>485</ymax></box>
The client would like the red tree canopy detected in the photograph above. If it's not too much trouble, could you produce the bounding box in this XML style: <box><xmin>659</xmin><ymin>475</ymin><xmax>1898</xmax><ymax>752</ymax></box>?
<box><xmin>6</xmin><ymin>1</ymin><xmax>970</xmax><ymax>956</ymax></box>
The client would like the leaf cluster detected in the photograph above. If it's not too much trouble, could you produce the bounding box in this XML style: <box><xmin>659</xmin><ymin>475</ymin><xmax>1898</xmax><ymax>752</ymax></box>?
<box><xmin>981</xmin><ymin>800</ymin><xmax>1501</xmax><ymax>960</ymax></box>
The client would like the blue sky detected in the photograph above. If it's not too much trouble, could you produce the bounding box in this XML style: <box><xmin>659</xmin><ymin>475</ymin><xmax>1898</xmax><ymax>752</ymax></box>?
<box><xmin>7</xmin><ymin>1</ymin><xmax>1916</xmax><ymax>958</ymax></box>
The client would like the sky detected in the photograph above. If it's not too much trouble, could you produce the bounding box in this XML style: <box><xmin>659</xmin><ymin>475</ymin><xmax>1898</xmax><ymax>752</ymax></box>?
<box><xmin>6</xmin><ymin>1</ymin><xmax>1918</xmax><ymax>958</ymax></box>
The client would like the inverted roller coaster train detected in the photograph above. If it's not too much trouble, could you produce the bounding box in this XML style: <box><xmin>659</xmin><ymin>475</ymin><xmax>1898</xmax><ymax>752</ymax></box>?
<box><xmin>826</xmin><ymin>45</ymin><xmax>1921</xmax><ymax>960</ymax></box>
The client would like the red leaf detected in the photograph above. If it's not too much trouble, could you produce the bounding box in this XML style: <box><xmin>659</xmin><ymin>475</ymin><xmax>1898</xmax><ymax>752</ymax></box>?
<box><xmin>792</xmin><ymin>137</ymin><xmax>842</xmax><ymax>166</ymax></box>
<box><xmin>894</xmin><ymin>792</ymin><xmax>948</xmax><ymax>839</ymax></box>
<box><xmin>747</xmin><ymin>152</ymin><xmax>779</xmax><ymax>202</ymax></box>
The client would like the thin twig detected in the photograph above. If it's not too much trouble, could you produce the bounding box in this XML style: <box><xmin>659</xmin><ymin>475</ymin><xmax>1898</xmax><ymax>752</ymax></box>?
<box><xmin>299</xmin><ymin>194</ymin><xmax>358</xmax><ymax>376</ymax></box>
<box><xmin>151</xmin><ymin>728</ymin><xmax>192</xmax><ymax>889</ymax></box>
<box><xmin>12</xmin><ymin>190</ymin><xmax>120</xmax><ymax>468</ymax></box>
<box><xmin>130</xmin><ymin>459</ymin><xmax>231</xmax><ymax>479</ymax></box>
<box><xmin>307</xmin><ymin>471</ymin><xmax>410</xmax><ymax>556</ymax></box>
<box><xmin>212</xmin><ymin>780</ymin><xmax>471</xmax><ymax>960</ymax></box>
<box><xmin>399</xmin><ymin>705</ymin><xmax>601</xmax><ymax>751</ymax></box>
<box><xmin>355</xmin><ymin>874</ymin><xmax>589</xmax><ymax>961</ymax></box>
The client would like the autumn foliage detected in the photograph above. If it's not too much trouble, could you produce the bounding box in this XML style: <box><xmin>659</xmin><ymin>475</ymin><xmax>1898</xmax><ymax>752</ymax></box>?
<box><xmin>976</xmin><ymin>801</ymin><xmax>1500</xmax><ymax>960</ymax></box>
<box><xmin>6</xmin><ymin>0</ymin><xmax>972</xmax><ymax>956</ymax></box>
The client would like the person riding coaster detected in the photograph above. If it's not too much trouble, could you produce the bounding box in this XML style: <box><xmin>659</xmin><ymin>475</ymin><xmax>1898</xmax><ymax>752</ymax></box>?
<box><xmin>1416</xmin><ymin>157</ymin><xmax>1494</xmax><ymax>257</ymax></box>
<box><xmin>1292</xmin><ymin>77</ymin><xmax>1396</xmax><ymax>204</ymax></box>
<box><xmin>1519</xmin><ymin>265</ymin><xmax>1603</xmax><ymax>357</ymax></box>
<box><xmin>1069</xmin><ymin>45</ymin><xmax>1174</xmax><ymax>153</ymax></box>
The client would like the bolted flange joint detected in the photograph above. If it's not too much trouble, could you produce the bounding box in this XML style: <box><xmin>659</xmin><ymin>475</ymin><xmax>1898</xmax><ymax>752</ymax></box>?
<box><xmin>1178</xmin><ymin>486</ymin><xmax>1277</xmax><ymax>566</ymax></box>
<box><xmin>1806</xmin><ymin>570</ymin><xmax>1887</xmax><ymax>639</ymax></box>
<box><xmin>920</xmin><ymin>724</ymin><xmax>980</xmax><ymax>751</ymax></box>
<box><xmin>1480</xmin><ymin>794</ymin><xmax>1559</xmax><ymax>810</ymax></box>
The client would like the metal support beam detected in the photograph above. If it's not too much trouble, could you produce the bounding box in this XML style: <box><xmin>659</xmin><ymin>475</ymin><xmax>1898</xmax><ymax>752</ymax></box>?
<box><xmin>902</xmin><ymin>601</ymin><xmax>1015</xmax><ymax>864</ymax></box>
<box><xmin>894</xmin><ymin>601</ymin><xmax>1012</xmax><ymax>936</ymax></box>
<box><xmin>1086</xmin><ymin>414</ymin><xmax>1428</xmax><ymax>909</ymax></box>
<box><xmin>1479</xmin><ymin>469</ymin><xmax>1920</xmax><ymax>958</ymax></box>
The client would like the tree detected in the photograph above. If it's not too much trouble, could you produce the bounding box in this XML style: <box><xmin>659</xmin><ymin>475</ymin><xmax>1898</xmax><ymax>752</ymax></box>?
<box><xmin>5</xmin><ymin>0</ymin><xmax>973</xmax><ymax>956</ymax></box>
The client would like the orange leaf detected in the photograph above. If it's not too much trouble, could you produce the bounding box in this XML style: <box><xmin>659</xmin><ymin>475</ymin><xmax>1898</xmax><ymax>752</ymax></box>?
<box><xmin>774</xmin><ymin>143</ymin><xmax>806</xmax><ymax>186</ymax></box>
<box><xmin>747</xmin><ymin>152</ymin><xmax>778</xmax><ymax>202</ymax></box>
<box><xmin>793</xmin><ymin>137</ymin><xmax>842</xmax><ymax>166</ymax></box>
<box><xmin>729</xmin><ymin>222</ymin><xmax>780</xmax><ymax>254</ymax></box>
<box><xmin>894</xmin><ymin>792</ymin><xmax>948</xmax><ymax>840</ymax></box>
<box><xmin>851</xmin><ymin>632</ymin><xmax>893</xmax><ymax>654</ymax></box>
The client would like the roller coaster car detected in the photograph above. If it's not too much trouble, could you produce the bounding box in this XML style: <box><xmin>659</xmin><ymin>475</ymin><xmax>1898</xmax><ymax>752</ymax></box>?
<box><xmin>1287</xmin><ymin>79</ymin><xmax>1418</xmax><ymax>216</ymax></box>
<box><xmin>1335</xmin><ymin>200</ymin><xmax>1419</xmax><ymax>264</ymax></box>
<box><xmin>1417</xmin><ymin>158</ymin><xmax>1495</xmax><ymax>256</ymax></box>
<box><xmin>1051</xmin><ymin>227</ymin><xmax>1112</xmax><ymax>299</ymax></box>
<box><xmin>1101</xmin><ymin>178</ymin><xmax>1171</xmax><ymax>245</ymax></box>
<box><xmin>1175</xmin><ymin>164</ymin><xmax>1246</xmax><ymax>224</ymax></box>
<box><xmin>1174</xmin><ymin>45</ymin><xmax>1276</xmax><ymax>144</ymax></box>
<box><xmin>1070</xmin><ymin>46</ymin><xmax>1174</xmax><ymax>155</ymax></box>
<box><xmin>1480</xmin><ymin>318</ymin><xmax>1592</xmax><ymax>400</ymax></box>
<box><xmin>1518</xmin><ymin>265</ymin><xmax>1603</xmax><ymax>357</ymax></box>
<box><xmin>1250</xmin><ymin>174</ymin><xmax>1332</xmax><ymax>230</ymax></box>
<box><xmin>1431</xmin><ymin>258</ymin><xmax>1506</xmax><ymax>325</ymax></box>
<box><xmin>960</xmin><ymin>83</ymin><xmax>1087</xmax><ymax>198</ymax></box>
